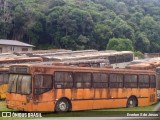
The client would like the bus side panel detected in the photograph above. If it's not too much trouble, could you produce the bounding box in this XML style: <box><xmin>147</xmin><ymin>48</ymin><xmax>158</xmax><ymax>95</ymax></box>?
<box><xmin>92</xmin><ymin>99</ymin><xmax>127</xmax><ymax>109</ymax></box>
<box><xmin>72</xmin><ymin>89</ymin><xmax>94</xmax><ymax>100</ymax></box>
<box><xmin>137</xmin><ymin>98</ymin><xmax>150</xmax><ymax>107</ymax></box>
<box><xmin>137</xmin><ymin>88</ymin><xmax>157</xmax><ymax>106</ymax></box>
<box><xmin>32</xmin><ymin>102</ymin><xmax>55</xmax><ymax>112</ymax></box>
<box><xmin>54</xmin><ymin>89</ymin><xmax>72</xmax><ymax>100</ymax></box>
<box><xmin>71</xmin><ymin>100</ymin><xmax>94</xmax><ymax>111</ymax></box>
<box><xmin>71</xmin><ymin>89</ymin><xmax>94</xmax><ymax>111</ymax></box>
<box><xmin>0</xmin><ymin>84</ymin><xmax>8</xmax><ymax>99</ymax></box>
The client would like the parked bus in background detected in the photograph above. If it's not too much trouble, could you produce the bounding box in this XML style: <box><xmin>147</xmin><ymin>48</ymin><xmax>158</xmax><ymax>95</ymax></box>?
<box><xmin>0</xmin><ymin>56</ymin><xmax>43</xmax><ymax>65</ymax></box>
<box><xmin>0</xmin><ymin>56</ymin><xmax>43</xmax><ymax>100</ymax></box>
<box><xmin>156</xmin><ymin>67</ymin><xmax>160</xmax><ymax>99</ymax></box>
<box><xmin>6</xmin><ymin>64</ymin><xmax>157</xmax><ymax>112</ymax></box>
<box><xmin>0</xmin><ymin>67</ymin><xmax>9</xmax><ymax>99</ymax></box>
<box><xmin>126</xmin><ymin>61</ymin><xmax>160</xmax><ymax>71</ymax></box>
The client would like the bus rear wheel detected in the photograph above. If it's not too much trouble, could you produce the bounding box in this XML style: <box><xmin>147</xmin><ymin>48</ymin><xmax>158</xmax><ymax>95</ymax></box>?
<box><xmin>55</xmin><ymin>98</ymin><xmax>70</xmax><ymax>112</ymax></box>
<box><xmin>127</xmin><ymin>97</ymin><xmax>137</xmax><ymax>108</ymax></box>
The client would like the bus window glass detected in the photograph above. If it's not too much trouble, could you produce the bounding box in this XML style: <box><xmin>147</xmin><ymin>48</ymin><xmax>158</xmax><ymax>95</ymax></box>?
<box><xmin>8</xmin><ymin>74</ymin><xmax>18</xmax><ymax>93</ymax></box>
<box><xmin>34</xmin><ymin>75</ymin><xmax>52</xmax><ymax>94</ymax></box>
<box><xmin>3</xmin><ymin>74</ymin><xmax>9</xmax><ymax>84</ymax></box>
<box><xmin>55</xmin><ymin>72</ymin><xmax>73</xmax><ymax>89</ymax></box>
<box><xmin>21</xmin><ymin>75</ymin><xmax>32</xmax><ymax>94</ymax></box>
<box><xmin>117</xmin><ymin>55</ymin><xmax>124</xmax><ymax>63</ymax></box>
<box><xmin>124</xmin><ymin>54</ymin><xmax>133</xmax><ymax>62</ymax></box>
<box><xmin>124</xmin><ymin>74</ymin><xmax>137</xmax><ymax>88</ymax></box>
<box><xmin>139</xmin><ymin>75</ymin><xmax>149</xmax><ymax>88</ymax></box>
<box><xmin>11</xmin><ymin>75</ymin><xmax>18</xmax><ymax>93</ymax></box>
<box><xmin>0</xmin><ymin>73</ymin><xmax>9</xmax><ymax>84</ymax></box>
<box><xmin>0</xmin><ymin>74</ymin><xmax>3</xmax><ymax>84</ymax></box>
<box><xmin>93</xmin><ymin>73</ymin><xmax>108</xmax><ymax>88</ymax></box>
<box><xmin>110</xmin><ymin>74</ymin><xmax>123</xmax><ymax>88</ymax></box>
<box><xmin>74</xmin><ymin>72</ymin><xmax>91</xmax><ymax>88</ymax></box>
<box><xmin>17</xmin><ymin>75</ymin><xmax>23</xmax><ymax>94</ymax></box>
<box><xmin>150</xmin><ymin>75</ymin><xmax>156</xmax><ymax>88</ymax></box>
<box><xmin>108</xmin><ymin>56</ymin><xmax>116</xmax><ymax>64</ymax></box>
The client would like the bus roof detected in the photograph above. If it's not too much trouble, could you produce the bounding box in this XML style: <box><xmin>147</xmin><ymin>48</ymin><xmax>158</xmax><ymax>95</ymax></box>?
<box><xmin>9</xmin><ymin>64</ymin><xmax>155</xmax><ymax>74</ymax></box>
<box><xmin>42</xmin><ymin>51</ymin><xmax>133</xmax><ymax>61</ymax></box>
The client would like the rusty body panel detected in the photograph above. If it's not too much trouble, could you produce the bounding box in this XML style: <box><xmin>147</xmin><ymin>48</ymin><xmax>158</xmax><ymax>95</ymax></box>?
<box><xmin>0</xmin><ymin>67</ymin><xmax>9</xmax><ymax>99</ymax></box>
<box><xmin>6</xmin><ymin>64</ymin><xmax>157</xmax><ymax>112</ymax></box>
<box><xmin>126</xmin><ymin>58</ymin><xmax>160</xmax><ymax>71</ymax></box>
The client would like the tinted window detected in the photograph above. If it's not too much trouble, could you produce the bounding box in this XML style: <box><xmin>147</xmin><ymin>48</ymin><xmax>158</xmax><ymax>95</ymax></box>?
<box><xmin>124</xmin><ymin>74</ymin><xmax>138</xmax><ymax>88</ymax></box>
<box><xmin>110</xmin><ymin>74</ymin><xmax>123</xmax><ymax>88</ymax></box>
<box><xmin>139</xmin><ymin>75</ymin><xmax>149</xmax><ymax>88</ymax></box>
<box><xmin>116</xmin><ymin>55</ymin><xmax>124</xmax><ymax>63</ymax></box>
<box><xmin>150</xmin><ymin>75</ymin><xmax>156</xmax><ymax>88</ymax></box>
<box><xmin>34</xmin><ymin>75</ymin><xmax>53</xmax><ymax>94</ymax></box>
<box><xmin>124</xmin><ymin>54</ymin><xmax>133</xmax><ymax>62</ymax></box>
<box><xmin>93</xmin><ymin>73</ymin><xmax>109</xmax><ymax>88</ymax></box>
<box><xmin>0</xmin><ymin>73</ymin><xmax>9</xmax><ymax>84</ymax></box>
<box><xmin>108</xmin><ymin>56</ymin><xmax>116</xmax><ymax>64</ymax></box>
<box><xmin>74</xmin><ymin>72</ymin><xmax>91</xmax><ymax>88</ymax></box>
<box><xmin>55</xmin><ymin>72</ymin><xmax>73</xmax><ymax>89</ymax></box>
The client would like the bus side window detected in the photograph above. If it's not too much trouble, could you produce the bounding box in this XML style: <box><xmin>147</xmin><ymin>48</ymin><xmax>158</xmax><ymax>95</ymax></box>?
<box><xmin>0</xmin><ymin>73</ymin><xmax>8</xmax><ymax>84</ymax></box>
<box><xmin>34</xmin><ymin>75</ymin><xmax>53</xmax><ymax>94</ymax></box>
<box><xmin>93</xmin><ymin>73</ymin><xmax>108</xmax><ymax>88</ymax></box>
<box><xmin>124</xmin><ymin>74</ymin><xmax>138</xmax><ymax>88</ymax></box>
<box><xmin>0</xmin><ymin>74</ymin><xmax>3</xmax><ymax>84</ymax></box>
<box><xmin>108</xmin><ymin>56</ymin><xmax>116</xmax><ymax>64</ymax></box>
<box><xmin>124</xmin><ymin>54</ymin><xmax>133</xmax><ymax>62</ymax></box>
<box><xmin>138</xmin><ymin>75</ymin><xmax>149</xmax><ymax>88</ymax></box>
<box><xmin>55</xmin><ymin>72</ymin><xmax>73</xmax><ymax>89</ymax></box>
<box><xmin>117</xmin><ymin>55</ymin><xmax>124</xmax><ymax>63</ymax></box>
<box><xmin>150</xmin><ymin>75</ymin><xmax>156</xmax><ymax>88</ymax></box>
<box><xmin>74</xmin><ymin>72</ymin><xmax>91</xmax><ymax>88</ymax></box>
<box><xmin>109</xmin><ymin>74</ymin><xmax>123</xmax><ymax>88</ymax></box>
<box><xmin>3</xmin><ymin>74</ymin><xmax>9</xmax><ymax>84</ymax></box>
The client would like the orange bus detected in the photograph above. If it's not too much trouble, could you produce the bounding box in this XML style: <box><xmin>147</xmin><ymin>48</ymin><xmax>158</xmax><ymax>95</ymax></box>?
<box><xmin>0</xmin><ymin>56</ymin><xmax>42</xmax><ymax>100</ymax></box>
<box><xmin>6</xmin><ymin>64</ymin><xmax>157</xmax><ymax>112</ymax></box>
<box><xmin>0</xmin><ymin>56</ymin><xmax>43</xmax><ymax>64</ymax></box>
<box><xmin>126</xmin><ymin>61</ymin><xmax>160</xmax><ymax>71</ymax></box>
<box><xmin>0</xmin><ymin>67</ymin><xmax>9</xmax><ymax>99</ymax></box>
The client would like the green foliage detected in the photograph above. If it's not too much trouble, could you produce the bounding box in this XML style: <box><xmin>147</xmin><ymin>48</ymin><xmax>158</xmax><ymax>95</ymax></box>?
<box><xmin>0</xmin><ymin>0</ymin><xmax>160</xmax><ymax>52</ymax></box>
<box><xmin>134</xmin><ymin>51</ymin><xmax>144</xmax><ymax>58</ymax></box>
<box><xmin>107</xmin><ymin>38</ymin><xmax>134</xmax><ymax>51</ymax></box>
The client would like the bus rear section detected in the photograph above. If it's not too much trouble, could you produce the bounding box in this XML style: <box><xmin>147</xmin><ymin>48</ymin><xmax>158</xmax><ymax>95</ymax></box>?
<box><xmin>6</xmin><ymin>65</ymin><xmax>157</xmax><ymax>112</ymax></box>
<box><xmin>0</xmin><ymin>68</ymin><xmax>9</xmax><ymax>99</ymax></box>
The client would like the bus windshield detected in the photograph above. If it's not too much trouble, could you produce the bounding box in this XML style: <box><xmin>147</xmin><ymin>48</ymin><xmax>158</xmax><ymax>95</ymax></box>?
<box><xmin>8</xmin><ymin>74</ymin><xmax>31</xmax><ymax>95</ymax></box>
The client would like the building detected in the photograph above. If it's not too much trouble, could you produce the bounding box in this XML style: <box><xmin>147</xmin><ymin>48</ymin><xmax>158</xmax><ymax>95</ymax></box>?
<box><xmin>0</xmin><ymin>39</ymin><xmax>34</xmax><ymax>53</ymax></box>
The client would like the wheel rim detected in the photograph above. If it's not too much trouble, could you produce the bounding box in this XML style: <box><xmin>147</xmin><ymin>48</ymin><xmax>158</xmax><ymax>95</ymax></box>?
<box><xmin>59</xmin><ymin>102</ymin><xmax>67</xmax><ymax>111</ymax></box>
<box><xmin>128</xmin><ymin>98</ymin><xmax>136</xmax><ymax>107</ymax></box>
<box><xmin>129</xmin><ymin>99</ymin><xmax>133</xmax><ymax>105</ymax></box>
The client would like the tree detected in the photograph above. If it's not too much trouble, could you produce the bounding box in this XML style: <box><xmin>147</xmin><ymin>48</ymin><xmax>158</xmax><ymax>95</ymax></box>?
<box><xmin>107</xmin><ymin>38</ymin><xmax>134</xmax><ymax>51</ymax></box>
<box><xmin>94</xmin><ymin>23</ymin><xmax>112</xmax><ymax>50</ymax></box>
<box><xmin>135</xmin><ymin>33</ymin><xmax>150</xmax><ymax>52</ymax></box>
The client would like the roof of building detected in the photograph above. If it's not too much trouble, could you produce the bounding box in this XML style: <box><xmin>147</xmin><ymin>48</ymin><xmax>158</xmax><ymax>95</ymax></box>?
<box><xmin>0</xmin><ymin>39</ymin><xmax>34</xmax><ymax>47</ymax></box>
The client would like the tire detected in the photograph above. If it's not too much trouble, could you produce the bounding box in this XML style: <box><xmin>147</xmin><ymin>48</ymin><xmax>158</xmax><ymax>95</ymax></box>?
<box><xmin>127</xmin><ymin>97</ymin><xmax>137</xmax><ymax>108</ymax></box>
<box><xmin>55</xmin><ymin>98</ymin><xmax>70</xmax><ymax>112</ymax></box>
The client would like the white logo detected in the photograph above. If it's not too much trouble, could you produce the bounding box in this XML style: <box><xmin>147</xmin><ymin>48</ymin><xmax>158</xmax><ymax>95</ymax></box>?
<box><xmin>2</xmin><ymin>112</ymin><xmax>11</xmax><ymax>117</ymax></box>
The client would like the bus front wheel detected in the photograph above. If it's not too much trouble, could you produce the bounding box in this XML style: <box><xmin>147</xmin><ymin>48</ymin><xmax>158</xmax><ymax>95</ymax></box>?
<box><xmin>127</xmin><ymin>96</ymin><xmax>138</xmax><ymax>108</ymax></box>
<box><xmin>55</xmin><ymin>98</ymin><xmax>70</xmax><ymax>112</ymax></box>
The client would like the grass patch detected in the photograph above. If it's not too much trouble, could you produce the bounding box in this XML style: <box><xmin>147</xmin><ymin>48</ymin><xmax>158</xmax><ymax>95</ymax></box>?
<box><xmin>42</xmin><ymin>103</ymin><xmax>158</xmax><ymax>117</ymax></box>
<box><xmin>0</xmin><ymin>100</ymin><xmax>159</xmax><ymax>118</ymax></box>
